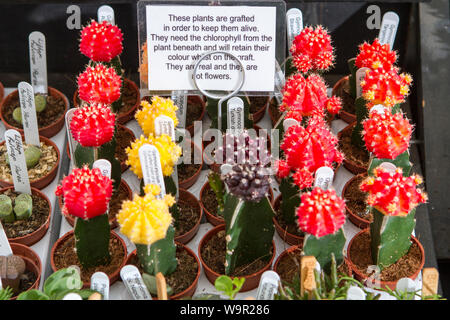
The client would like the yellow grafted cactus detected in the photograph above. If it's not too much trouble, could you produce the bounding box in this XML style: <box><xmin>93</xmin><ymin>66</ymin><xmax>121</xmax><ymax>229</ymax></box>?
<box><xmin>117</xmin><ymin>184</ymin><xmax>175</xmax><ymax>245</ymax></box>
<box><xmin>125</xmin><ymin>134</ymin><xmax>182</xmax><ymax>178</ymax></box>
<box><xmin>135</xmin><ymin>96</ymin><xmax>178</xmax><ymax>137</ymax></box>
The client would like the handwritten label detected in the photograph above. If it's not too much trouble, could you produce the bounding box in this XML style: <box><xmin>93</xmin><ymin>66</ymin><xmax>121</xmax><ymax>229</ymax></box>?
<box><xmin>422</xmin><ymin>268</ymin><xmax>439</xmax><ymax>297</ymax></box>
<box><xmin>356</xmin><ymin>67</ymin><xmax>370</xmax><ymax>98</ymax></box>
<box><xmin>28</xmin><ymin>31</ymin><xmax>47</xmax><ymax>95</ymax></box>
<box><xmin>97</xmin><ymin>5</ymin><xmax>115</xmax><ymax>25</ymax></box>
<box><xmin>91</xmin><ymin>271</ymin><xmax>109</xmax><ymax>300</ymax></box>
<box><xmin>65</xmin><ymin>108</ymin><xmax>77</xmax><ymax>161</ymax></box>
<box><xmin>18</xmin><ymin>82</ymin><xmax>40</xmax><ymax>147</ymax></box>
<box><xmin>93</xmin><ymin>159</ymin><xmax>112</xmax><ymax>179</ymax></box>
<box><xmin>227</xmin><ymin>97</ymin><xmax>244</xmax><ymax>136</ymax></box>
<box><xmin>378</xmin><ymin>11</ymin><xmax>399</xmax><ymax>49</ymax></box>
<box><xmin>286</xmin><ymin>8</ymin><xmax>303</xmax><ymax>52</ymax></box>
<box><xmin>300</xmin><ymin>256</ymin><xmax>317</xmax><ymax>295</ymax></box>
<box><xmin>314</xmin><ymin>166</ymin><xmax>334</xmax><ymax>190</ymax></box>
<box><xmin>346</xmin><ymin>286</ymin><xmax>366</xmax><ymax>300</ymax></box>
<box><xmin>0</xmin><ymin>222</ymin><xmax>13</xmax><ymax>256</ymax></box>
<box><xmin>120</xmin><ymin>265</ymin><xmax>152</xmax><ymax>300</ymax></box>
<box><xmin>256</xmin><ymin>271</ymin><xmax>280</xmax><ymax>300</ymax></box>
<box><xmin>139</xmin><ymin>144</ymin><xmax>166</xmax><ymax>198</ymax></box>
<box><xmin>4</xmin><ymin>129</ymin><xmax>31</xmax><ymax>195</ymax></box>
<box><xmin>171</xmin><ymin>91</ymin><xmax>188</xmax><ymax>128</ymax></box>
<box><xmin>282</xmin><ymin>118</ymin><xmax>299</xmax><ymax>131</ymax></box>
<box><xmin>154</xmin><ymin>115</ymin><xmax>175</xmax><ymax>141</ymax></box>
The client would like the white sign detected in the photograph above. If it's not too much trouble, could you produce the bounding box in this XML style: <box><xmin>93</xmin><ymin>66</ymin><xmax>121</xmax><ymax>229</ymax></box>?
<box><xmin>154</xmin><ymin>115</ymin><xmax>175</xmax><ymax>141</ymax></box>
<box><xmin>28</xmin><ymin>31</ymin><xmax>48</xmax><ymax>95</ymax></box>
<box><xmin>282</xmin><ymin>118</ymin><xmax>299</xmax><ymax>131</ymax></box>
<box><xmin>356</xmin><ymin>67</ymin><xmax>370</xmax><ymax>98</ymax></box>
<box><xmin>378</xmin><ymin>11</ymin><xmax>399</xmax><ymax>49</ymax></box>
<box><xmin>120</xmin><ymin>265</ymin><xmax>152</xmax><ymax>300</ymax></box>
<box><xmin>65</xmin><ymin>108</ymin><xmax>77</xmax><ymax>161</ymax></box>
<box><xmin>98</xmin><ymin>5</ymin><xmax>115</xmax><ymax>25</ymax></box>
<box><xmin>0</xmin><ymin>222</ymin><xmax>13</xmax><ymax>256</ymax></box>
<box><xmin>286</xmin><ymin>8</ymin><xmax>303</xmax><ymax>51</ymax></box>
<box><xmin>227</xmin><ymin>97</ymin><xmax>244</xmax><ymax>136</ymax></box>
<box><xmin>146</xmin><ymin>5</ymin><xmax>276</xmax><ymax>91</ymax></box>
<box><xmin>138</xmin><ymin>144</ymin><xmax>166</xmax><ymax>198</ymax></box>
<box><xmin>18</xmin><ymin>82</ymin><xmax>40</xmax><ymax>147</ymax></box>
<box><xmin>171</xmin><ymin>91</ymin><xmax>188</xmax><ymax>128</ymax></box>
<box><xmin>4</xmin><ymin>129</ymin><xmax>31</xmax><ymax>195</ymax></box>
<box><xmin>314</xmin><ymin>166</ymin><xmax>334</xmax><ymax>191</ymax></box>
<box><xmin>256</xmin><ymin>271</ymin><xmax>280</xmax><ymax>300</ymax></box>
<box><xmin>91</xmin><ymin>271</ymin><xmax>110</xmax><ymax>300</ymax></box>
<box><xmin>93</xmin><ymin>159</ymin><xmax>112</xmax><ymax>179</ymax></box>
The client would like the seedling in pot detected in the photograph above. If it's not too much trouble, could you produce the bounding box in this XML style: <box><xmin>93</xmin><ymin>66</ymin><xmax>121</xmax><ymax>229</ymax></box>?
<box><xmin>188</xmin><ymin>275</ymin><xmax>245</xmax><ymax>300</ymax></box>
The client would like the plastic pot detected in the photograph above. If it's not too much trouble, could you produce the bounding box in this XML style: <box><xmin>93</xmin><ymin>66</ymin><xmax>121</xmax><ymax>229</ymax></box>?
<box><xmin>178</xmin><ymin>140</ymin><xmax>203</xmax><ymax>190</ymax></box>
<box><xmin>337</xmin><ymin>122</ymin><xmax>368</xmax><ymax>175</ymax></box>
<box><xmin>249</xmin><ymin>96</ymin><xmax>270</xmax><ymax>124</ymax></box>
<box><xmin>272</xmin><ymin>195</ymin><xmax>304</xmax><ymax>246</ymax></box>
<box><xmin>332</xmin><ymin>76</ymin><xmax>356</xmax><ymax>124</ymax></box>
<box><xmin>342</xmin><ymin>174</ymin><xmax>370</xmax><ymax>229</ymax></box>
<box><xmin>174</xmin><ymin>188</ymin><xmax>203</xmax><ymax>244</ymax></box>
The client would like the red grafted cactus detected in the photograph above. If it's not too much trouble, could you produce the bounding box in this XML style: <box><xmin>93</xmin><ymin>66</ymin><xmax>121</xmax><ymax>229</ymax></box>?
<box><xmin>80</xmin><ymin>20</ymin><xmax>123</xmax><ymax>62</ymax></box>
<box><xmin>355</xmin><ymin>38</ymin><xmax>397</xmax><ymax>72</ymax></box>
<box><xmin>70</xmin><ymin>103</ymin><xmax>116</xmax><ymax>147</ymax></box>
<box><xmin>361</xmin><ymin>67</ymin><xmax>413</xmax><ymax>108</ymax></box>
<box><xmin>360</xmin><ymin>167</ymin><xmax>427</xmax><ymax>216</ymax></box>
<box><xmin>77</xmin><ymin>64</ymin><xmax>122</xmax><ymax>105</ymax></box>
<box><xmin>296</xmin><ymin>187</ymin><xmax>346</xmax><ymax>237</ymax></box>
<box><xmin>290</xmin><ymin>25</ymin><xmax>334</xmax><ymax>73</ymax></box>
<box><xmin>363</xmin><ymin>109</ymin><xmax>412</xmax><ymax>159</ymax></box>
<box><xmin>55</xmin><ymin>166</ymin><xmax>113</xmax><ymax>219</ymax></box>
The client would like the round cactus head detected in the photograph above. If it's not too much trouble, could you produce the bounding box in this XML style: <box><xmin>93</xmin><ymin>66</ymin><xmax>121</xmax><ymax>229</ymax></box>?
<box><xmin>70</xmin><ymin>102</ymin><xmax>116</xmax><ymax>147</ymax></box>
<box><xmin>355</xmin><ymin>38</ymin><xmax>397</xmax><ymax>72</ymax></box>
<box><xmin>363</xmin><ymin>109</ymin><xmax>412</xmax><ymax>159</ymax></box>
<box><xmin>296</xmin><ymin>187</ymin><xmax>346</xmax><ymax>237</ymax></box>
<box><xmin>360</xmin><ymin>167</ymin><xmax>427</xmax><ymax>216</ymax></box>
<box><xmin>135</xmin><ymin>96</ymin><xmax>178</xmax><ymax>137</ymax></box>
<box><xmin>77</xmin><ymin>64</ymin><xmax>122</xmax><ymax>105</ymax></box>
<box><xmin>290</xmin><ymin>25</ymin><xmax>334</xmax><ymax>73</ymax></box>
<box><xmin>80</xmin><ymin>20</ymin><xmax>123</xmax><ymax>62</ymax></box>
<box><xmin>117</xmin><ymin>184</ymin><xmax>174</xmax><ymax>245</ymax></box>
<box><xmin>55</xmin><ymin>166</ymin><xmax>113</xmax><ymax>219</ymax></box>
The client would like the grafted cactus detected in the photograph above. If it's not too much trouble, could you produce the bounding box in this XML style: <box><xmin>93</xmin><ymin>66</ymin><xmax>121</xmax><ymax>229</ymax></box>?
<box><xmin>135</xmin><ymin>97</ymin><xmax>178</xmax><ymax>137</ymax></box>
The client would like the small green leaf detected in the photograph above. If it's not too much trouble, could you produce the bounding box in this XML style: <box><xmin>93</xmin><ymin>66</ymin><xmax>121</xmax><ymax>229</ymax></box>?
<box><xmin>16</xmin><ymin>290</ymin><xmax>50</xmax><ymax>300</ymax></box>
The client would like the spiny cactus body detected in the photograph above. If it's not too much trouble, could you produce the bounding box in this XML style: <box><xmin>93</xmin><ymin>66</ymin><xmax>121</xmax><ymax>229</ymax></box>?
<box><xmin>355</xmin><ymin>39</ymin><xmax>397</xmax><ymax>72</ymax></box>
<box><xmin>135</xmin><ymin>97</ymin><xmax>178</xmax><ymax>137</ymax></box>
<box><xmin>80</xmin><ymin>20</ymin><xmax>123</xmax><ymax>63</ymax></box>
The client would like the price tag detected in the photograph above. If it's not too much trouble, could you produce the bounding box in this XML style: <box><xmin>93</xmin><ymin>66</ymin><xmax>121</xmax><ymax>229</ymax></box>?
<box><xmin>227</xmin><ymin>97</ymin><xmax>244</xmax><ymax>136</ymax></box>
<box><xmin>378</xmin><ymin>11</ymin><xmax>399</xmax><ymax>49</ymax></box>
<box><xmin>97</xmin><ymin>5</ymin><xmax>115</xmax><ymax>25</ymax></box>
<box><xmin>139</xmin><ymin>144</ymin><xmax>166</xmax><ymax>198</ymax></box>
<box><xmin>91</xmin><ymin>271</ymin><xmax>109</xmax><ymax>300</ymax></box>
<box><xmin>286</xmin><ymin>8</ymin><xmax>303</xmax><ymax>52</ymax></box>
<box><xmin>154</xmin><ymin>115</ymin><xmax>175</xmax><ymax>141</ymax></box>
<box><xmin>171</xmin><ymin>91</ymin><xmax>188</xmax><ymax>128</ymax></box>
<box><xmin>282</xmin><ymin>118</ymin><xmax>299</xmax><ymax>131</ymax></box>
<box><xmin>65</xmin><ymin>108</ymin><xmax>77</xmax><ymax>161</ymax></box>
<box><xmin>314</xmin><ymin>166</ymin><xmax>334</xmax><ymax>190</ymax></box>
<box><xmin>256</xmin><ymin>271</ymin><xmax>280</xmax><ymax>300</ymax></box>
<box><xmin>356</xmin><ymin>67</ymin><xmax>370</xmax><ymax>98</ymax></box>
<box><xmin>120</xmin><ymin>265</ymin><xmax>152</xmax><ymax>300</ymax></box>
<box><xmin>18</xmin><ymin>82</ymin><xmax>40</xmax><ymax>147</ymax></box>
<box><xmin>28</xmin><ymin>31</ymin><xmax>47</xmax><ymax>95</ymax></box>
<box><xmin>0</xmin><ymin>222</ymin><xmax>13</xmax><ymax>257</ymax></box>
<box><xmin>93</xmin><ymin>159</ymin><xmax>112</xmax><ymax>179</ymax></box>
<box><xmin>4</xmin><ymin>129</ymin><xmax>31</xmax><ymax>195</ymax></box>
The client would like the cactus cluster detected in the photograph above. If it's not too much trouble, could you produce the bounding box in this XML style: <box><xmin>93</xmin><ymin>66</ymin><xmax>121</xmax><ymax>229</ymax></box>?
<box><xmin>355</xmin><ymin>39</ymin><xmax>397</xmax><ymax>72</ymax></box>
<box><xmin>0</xmin><ymin>193</ymin><xmax>33</xmax><ymax>222</ymax></box>
<box><xmin>135</xmin><ymin>97</ymin><xmax>178</xmax><ymax>137</ymax></box>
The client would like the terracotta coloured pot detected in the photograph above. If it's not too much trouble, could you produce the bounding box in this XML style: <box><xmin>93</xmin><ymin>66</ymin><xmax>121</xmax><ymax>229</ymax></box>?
<box><xmin>186</xmin><ymin>95</ymin><xmax>206</xmax><ymax>137</ymax></box>
<box><xmin>198</xmin><ymin>224</ymin><xmax>276</xmax><ymax>292</ymax></box>
<box><xmin>332</xmin><ymin>76</ymin><xmax>356</xmax><ymax>124</ymax></box>
<box><xmin>178</xmin><ymin>141</ymin><xmax>203</xmax><ymax>190</ymax></box>
<box><xmin>337</xmin><ymin>122</ymin><xmax>368</xmax><ymax>175</ymax></box>
<box><xmin>9</xmin><ymin>243</ymin><xmax>42</xmax><ymax>300</ymax></box>
<box><xmin>174</xmin><ymin>188</ymin><xmax>203</xmax><ymax>244</ymax></box>
<box><xmin>249</xmin><ymin>96</ymin><xmax>270</xmax><ymax>124</ymax></box>
<box><xmin>342</xmin><ymin>174</ymin><xmax>370</xmax><ymax>229</ymax></box>
<box><xmin>1</xmin><ymin>186</ymin><xmax>51</xmax><ymax>246</ymax></box>
<box><xmin>272</xmin><ymin>195</ymin><xmax>304</xmax><ymax>246</ymax></box>
<box><xmin>73</xmin><ymin>78</ymin><xmax>140</xmax><ymax>125</ymax></box>
<box><xmin>346</xmin><ymin>228</ymin><xmax>425</xmax><ymax>290</ymax></box>
<box><xmin>123</xmin><ymin>242</ymin><xmax>201</xmax><ymax>300</ymax></box>
<box><xmin>50</xmin><ymin>230</ymin><xmax>127</xmax><ymax>288</ymax></box>
<box><xmin>0</xmin><ymin>134</ymin><xmax>60</xmax><ymax>190</ymax></box>
<box><xmin>0</xmin><ymin>86</ymin><xmax>69</xmax><ymax>139</ymax></box>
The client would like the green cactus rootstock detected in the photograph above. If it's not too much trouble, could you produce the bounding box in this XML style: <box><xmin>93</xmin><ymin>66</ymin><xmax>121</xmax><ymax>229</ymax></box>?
<box><xmin>222</xmin><ymin>193</ymin><xmax>275</xmax><ymax>275</ymax></box>
<box><xmin>368</xmin><ymin>151</ymin><xmax>412</xmax><ymax>177</ymax></box>
<box><xmin>279</xmin><ymin>177</ymin><xmax>302</xmax><ymax>227</ymax></box>
<box><xmin>136</xmin><ymin>225</ymin><xmax>177</xmax><ymax>276</ymax></box>
<box><xmin>350</xmin><ymin>96</ymin><xmax>369</xmax><ymax>148</ymax></box>
<box><xmin>206</xmin><ymin>96</ymin><xmax>253</xmax><ymax>132</ymax></box>
<box><xmin>0</xmin><ymin>194</ymin><xmax>15</xmax><ymax>223</ymax></box>
<box><xmin>208</xmin><ymin>171</ymin><xmax>225</xmax><ymax>213</ymax></box>
<box><xmin>370</xmin><ymin>208</ymin><xmax>416</xmax><ymax>270</ymax></box>
<box><xmin>74</xmin><ymin>214</ymin><xmax>111</xmax><ymax>269</ymax></box>
<box><xmin>347</xmin><ymin>58</ymin><xmax>357</xmax><ymax>99</ymax></box>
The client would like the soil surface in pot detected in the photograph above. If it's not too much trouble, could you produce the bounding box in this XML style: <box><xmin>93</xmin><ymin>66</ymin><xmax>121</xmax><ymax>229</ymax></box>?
<box><xmin>12</xmin><ymin>270</ymin><xmax>38</xmax><ymax>297</ymax></box>
<box><xmin>334</xmin><ymin>78</ymin><xmax>356</xmax><ymax>115</ymax></box>
<box><xmin>201</xmin><ymin>229</ymin><xmax>272</xmax><ymax>277</ymax></box>
<box><xmin>115</xmin><ymin>126</ymin><xmax>134</xmax><ymax>164</ymax></box>
<box><xmin>201</xmin><ymin>185</ymin><xmax>220</xmax><ymax>217</ymax></box>
<box><xmin>269</xmin><ymin>97</ymin><xmax>281</xmax><ymax>123</ymax></box>
<box><xmin>178</xmin><ymin>163</ymin><xmax>201</xmax><ymax>183</ymax></box>
<box><xmin>1</xmin><ymin>189</ymin><xmax>49</xmax><ymax>239</ymax></box>
<box><xmin>174</xmin><ymin>199</ymin><xmax>200</xmax><ymax>238</ymax></box>
<box><xmin>3</xmin><ymin>92</ymin><xmax>66</xmax><ymax>129</ymax></box>
<box><xmin>129</xmin><ymin>244</ymin><xmax>197</xmax><ymax>296</ymax></box>
<box><xmin>0</xmin><ymin>142</ymin><xmax>58</xmax><ymax>182</ymax></box>
<box><xmin>275</xmin><ymin>201</ymin><xmax>303</xmax><ymax>237</ymax></box>
<box><xmin>349</xmin><ymin>232</ymin><xmax>422</xmax><ymax>282</ymax></box>
<box><xmin>249</xmin><ymin>96</ymin><xmax>268</xmax><ymax>114</ymax></box>
<box><xmin>338</xmin><ymin>127</ymin><xmax>370</xmax><ymax>168</ymax></box>
<box><xmin>53</xmin><ymin>233</ymin><xmax>125</xmax><ymax>283</ymax></box>
<box><xmin>186</xmin><ymin>97</ymin><xmax>204</xmax><ymax>128</ymax></box>
<box><xmin>344</xmin><ymin>175</ymin><xmax>371</xmax><ymax>222</ymax></box>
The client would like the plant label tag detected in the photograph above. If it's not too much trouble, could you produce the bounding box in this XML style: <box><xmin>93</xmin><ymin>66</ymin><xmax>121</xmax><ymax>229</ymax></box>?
<box><xmin>283</xmin><ymin>118</ymin><xmax>299</xmax><ymax>131</ymax></box>
<box><xmin>378</xmin><ymin>11</ymin><xmax>399</xmax><ymax>49</ymax></box>
<box><xmin>139</xmin><ymin>144</ymin><xmax>166</xmax><ymax>198</ymax></box>
<box><xmin>120</xmin><ymin>265</ymin><xmax>152</xmax><ymax>300</ymax></box>
<box><xmin>286</xmin><ymin>8</ymin><xmax>303</xmax><ymax>52</ymax></box>
<box><xmin>227</xmin><ymin>97</ymin><xmax>244</xmax><ymax>136</ymax></box>
<box><xmin>18</xmin><ymin>82</ymin><xmax>40</xmax><ymax>147</ymax></box>
<box><xmin>62</xmin><ymin>293</ymin><xmax>83</xmax><ymax>300</ymax></box>
<box><xmin>396</xmin><ymin>277</ymin><xmax>416</xmax><ymax>293</ymax></box>
<box><xmin>256</xmin><ymin>270</ymin><xmax>280</xmax><ymax>300</ymax></box>
<box><xmin>300</xmin><ymin>256</ymin><xmax>317</xmax><ymax>295</ymax></box>
<box><xmin>422</xmin><ymin>268</ymin><xmax>439</xmax><ymax>297</ymax></box>
<box><xmin>155</xmin><ymin>272</ymin><xmax>168</xmax><ymax>300</ymax></box>
<box><xmin>98</xmin><ymin>5</ymin><xmax>115</xmax><ymax>25</ymax></box>
<box><xmin>346</xmin><ymin>286</ymin><xmax>366</xmax><ymax>300</ymax></box>
<box><xmin>274</xmin><ymin>60</ymin><xmax>285</xmax><ymax>105</ymax></box>
<box><xmin>380</xmin><ymin>162</ymin><xmax>397</xmax><ymax>173</ymax></box>
<box><xmin>370</xmin><ymin>104</ymin><xmax>387</xmax><ymax>115</ymax></box>
<box><xmin>28</xmin><ymin>31</ymin><xmax>47</xmax><ymax>95</ymax></box>
<box><xmin>220</xmin><ymin>164</ymin><xmax>233</xmax><ymax>175</ymax></box>
<box><xmin>356</xmin><ymin>67</ymin><xmax>370</xmax><ymax>98</ymax></box>
<box><xmin>314</xmin><ymin>166</ymin><xmax>334</xmax><ymax>190</ymax></box>
<box><xmin>0</xmin><ymin>222</ymin><xmax>13</xmax><ymax>257</ymax></box>
<box><xmin>171</xmin><ymin>91</ymin><xmax>188</xmax><ymax>128</ymax></box>
<box><xmin>91</xmin><ymin>271</ymin><xmax>109</xmax><ymax>300</ymax></box>
<box><xmin>154</xmin><ymin>115</ymin><xmax>175</xmax><ymax>141</ymax></box>
<box><xmin>65</xmin><ymin>108</ymin><xmax>77</xmax><ymax>160</ymax></box>
<box><xmin>4</xmin><ymin>129</ymin><xmax>31</xmax><ymax>195</ymax></box>
<box><xmin>93</xmin><ymin>159</ymin><xmax>112</xmax><ymax>179</ymax></box>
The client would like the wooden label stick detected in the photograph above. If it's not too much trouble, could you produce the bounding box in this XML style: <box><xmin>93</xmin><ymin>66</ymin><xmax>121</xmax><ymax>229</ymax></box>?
<box><xmin>155</xmin><ymin>272</ymin><xmax>168</xmax><ymax>300</ymax></box>
<box><xmin>300</xmin><ymin>256</ymin><xmax>317</xmax><ymax>296</ymax></box>
<box><xmin>422</xmin><ymin>268</ymin><xmax>439</xmax><ymax>297</ymax></box>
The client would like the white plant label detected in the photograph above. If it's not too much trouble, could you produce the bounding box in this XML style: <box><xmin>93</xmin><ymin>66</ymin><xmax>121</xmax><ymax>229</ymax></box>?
<box><xmin>91</xmin><ymin>271</ymin><xmax>110</xmax><ymax>300</ymax></box>
<box><xmin>97</xmin><ymin>5</ymin><xmax>115</xmax><ymax>25</ymax></box>
<box><xmin>282</xmin><ymin>118</ymin><xmax>299</xmax><ymax>131</ymax></box>
<box><xmin>154</xmin><ymin>115</ymin><xmax>175</xmax><ymax>141</ymax></box>
<box><xmin>256</xmin><ymin>271</ymin><xmax>280</xmax><ymax>300</ymax></box>
<box><xmin>139</xmin><ymin>144</ymin><xmax>166</xmax><ymax>198</ymax></box>
<box><xmin>286</xmin><ymin>8</ymin><xmax>303</xmax><ymax>52</ymax></box>
<box><xmin>120</xmin><ymin>265</ymin><xmax>152</xmax><ymax>300</ymax></box>
<box><xmin>65</xmin><ymin>108</ymin><xmax>77</xmax><ymax>160</ymax></box>
<box><xmin>93</xmin><ymin>159</ymin><xmax>112</xmax><ymax>179</ymax></box>
<box><xmin>62</xmin><ymin>293</ymin><xmax>83</xmax><ymax>300</ymax></box>
<box><xmin>28</xmin><ymin>31</ymin><xmax>47</xmax><ymax>95</ymax></box>
<box><xmin>171</xmin><ymin>91</ymin><xmax>188</xmax><ymax>128</ymax></box>
<box><xmin>356</xmin><ymin>67</ymin><xmax>370</xmax><ymax>98</ymax></box>
<box><xmin>220</xmin><ymin>164</ymin><xmax>233</xmax><ymax>175</ymax></box>
<box><xmin>314</xmin><ymin>166</ymin><xmax>334</xmax><ymax>191</ymax></box>
<box><xmin>378</xmin><ymin>11</ymin><xmax>399</xmax><ymax>49</ymax></box>
<box><xmin>227</xmin><ymin>97</ymin><xmax>244</xmax><ymax>136</ymax></box>
<box><xmin>370</xmin><ymin>104</ymin><xmax>387</xmax><ymax>115</ymax></box>
<box><xmin>380</xmin><ymin>162</ymin><xmax>397</xmax><ymax>173</ymax></box>
<box><xmin>0</xmin><ymin>222</ymin><xmax>13</xmax><ymax>257</ymax></box>
<box><xmin>346</xmin><ymin>286</ymin><xmax>366</xmax><ymax>300</ymax></box>
<box><xmin>18</xmin><ymin>82</ymin><xmax>40</xmax><ymax>147</ymax></box>
<box><xmin>146</xmin><ymin>5</ymin><xmax>276</xmax><ymax>91</ymax></box>
<box><xmin>396</xmin><ymin>277</ymin><xmax>416</xmax><ymax>293</ymax></box>
<box><xmin>273</xmin><ymin>60</ymin><xmax>285</xmax><ymax>105</ymax></box>
<box><xmin>4</xmin><ymin>129</ymin><xmax>31</xmax><ymax>195</ymax></box>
